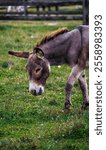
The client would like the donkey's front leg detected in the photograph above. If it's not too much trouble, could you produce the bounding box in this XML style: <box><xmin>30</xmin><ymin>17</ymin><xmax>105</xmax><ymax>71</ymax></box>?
<box><xmin>78</xmin><ymin>71</ymin><xmax>89</xmax><ymax>110</ymax></box>
<box><xmin>64</xmin><ymin>65</ymin><xmax>82</xmax><ymax>112</ymax></box>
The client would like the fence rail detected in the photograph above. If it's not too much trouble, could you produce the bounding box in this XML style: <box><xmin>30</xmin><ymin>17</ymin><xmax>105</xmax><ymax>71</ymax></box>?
<box><xmin>0</xmin><ymin>0</ymin><xmax>89</xmax><ymax>24</ymax></box>
<box><xmin>0</xmin><ymin>0</ymin><xmax>83</xmax><ymax>6</ymax></box>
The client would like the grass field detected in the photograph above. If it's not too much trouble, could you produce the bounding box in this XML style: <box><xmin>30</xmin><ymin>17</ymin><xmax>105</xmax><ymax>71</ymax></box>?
<box><xmin>0</xmin><ymin>21</ymin><xmax>89</xmax><ymax>150</ymax></box>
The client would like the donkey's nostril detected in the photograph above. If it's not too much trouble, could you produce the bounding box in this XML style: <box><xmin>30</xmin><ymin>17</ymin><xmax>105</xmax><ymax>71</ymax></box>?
<box><xmin>30</xmin><ymin>90</ymin><xmax>37</xmax><ymax>96</ymax></box>
<box><xmin>38</xmin><ymin>88</ymin><xmax>42</xmax><ymax>95</ymax></box>
<box><xmin>30</xmin><ymin>89</ymin><xmax>43</xmax><ymax>96</ymax></box>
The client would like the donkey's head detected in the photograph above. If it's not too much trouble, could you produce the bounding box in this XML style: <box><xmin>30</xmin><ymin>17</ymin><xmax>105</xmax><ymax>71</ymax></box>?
<box><xmin>8</xmin><ymin>48</ymin><xmax>50</xmax><ymax>96</ymax></box>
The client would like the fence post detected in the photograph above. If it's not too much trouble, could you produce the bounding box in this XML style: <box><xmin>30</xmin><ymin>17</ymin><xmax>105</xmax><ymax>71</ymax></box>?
<box><xmin>83</xmin><ymin>0</ymin><xmax>89</xmax><ymax>25</ymax></box>
<box><xmin>24</xmin><ymin>0</ymin><xmax>27</xmax><ymax>19</ymax></box>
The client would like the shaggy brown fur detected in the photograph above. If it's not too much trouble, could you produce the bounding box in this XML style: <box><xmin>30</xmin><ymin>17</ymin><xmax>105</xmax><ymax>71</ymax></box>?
<box><xmin>35</xmin><ymin>28</ymin><xmax>69</xmax><ymax>48</ymax></box>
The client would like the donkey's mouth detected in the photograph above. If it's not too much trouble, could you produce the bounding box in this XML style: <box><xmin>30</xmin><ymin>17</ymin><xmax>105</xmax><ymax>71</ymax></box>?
<box><xmin>29</xmin><ymin>81</ymin><xmax>44</xmax><ymax>96</ymax></box>
<box><xmin>30</xmin><ymin>88</ymin><xmax>43</xmax><ymax>96</ymax></box>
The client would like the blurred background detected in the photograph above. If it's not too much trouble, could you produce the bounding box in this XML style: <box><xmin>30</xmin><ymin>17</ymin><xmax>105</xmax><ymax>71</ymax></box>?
<box><xmin>0</xmin><ymin>0</ymin><xmax>89</xmax><ymax>24</ymax></box>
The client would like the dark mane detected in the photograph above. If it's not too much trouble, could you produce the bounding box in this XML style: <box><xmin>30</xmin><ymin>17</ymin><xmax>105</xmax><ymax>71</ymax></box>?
<box><xmin>35</xmin><ymin>28</ymin><xmax>69</xmax><ymax>48</ymax></box>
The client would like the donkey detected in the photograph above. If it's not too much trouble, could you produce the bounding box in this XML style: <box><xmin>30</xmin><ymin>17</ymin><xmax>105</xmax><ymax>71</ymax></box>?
<box><xmin>8</xmin><ymin>25</ymin><xmax>89</xmax><ymax>112</ymax></box>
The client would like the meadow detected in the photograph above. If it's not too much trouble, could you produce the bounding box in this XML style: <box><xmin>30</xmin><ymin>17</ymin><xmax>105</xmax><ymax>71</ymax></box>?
<box><xmin>0</xmin><ymin>21</ymin><xmax>89</xmax><ymax>150</ymax></box>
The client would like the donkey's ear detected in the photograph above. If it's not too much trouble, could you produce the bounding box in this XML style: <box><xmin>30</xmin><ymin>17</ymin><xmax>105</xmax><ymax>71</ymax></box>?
<box><xmin>8</xmin><ymin>51</ymin><xmax>30</xmax><ymax>58</ymax></box>
<box><xmin>33</xmin><ymin>47</ymin><xmax>44</xmax><ymax>59</ymax></box>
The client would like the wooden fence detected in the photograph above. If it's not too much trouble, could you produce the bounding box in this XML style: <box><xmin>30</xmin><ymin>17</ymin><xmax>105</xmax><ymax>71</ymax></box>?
<box><xmin>0</xmin><ymin>0</ymin><xmax>89</xmax><ymax>24</ymax></box>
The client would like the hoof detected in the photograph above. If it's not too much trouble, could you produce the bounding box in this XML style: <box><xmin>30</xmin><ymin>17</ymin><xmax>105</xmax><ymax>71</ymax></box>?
<box><xmin>64</xmin><ymin>108</ymin><xmax>70</xmax><ymax>113</ymax></box>
<box><xmin>64</xmin><ymin>103</ymin><xmax>71</xmax><ymax>113</ymax></box>
<box><xmin>81</xmin><ymin>102</ymin><xmax>89</xmax><ymax>110</ymax></box>
<box><xmin>64</xmin><ymin>100</ymin><xmax>72</xmax><ymax>113</ymax></box>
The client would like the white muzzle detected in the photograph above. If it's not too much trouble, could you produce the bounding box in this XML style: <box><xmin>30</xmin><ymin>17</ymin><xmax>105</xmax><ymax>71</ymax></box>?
<box><xmin>29</xmin><ymin>81</ymin><xmax>44</xmax><ymax>95</ymax></box>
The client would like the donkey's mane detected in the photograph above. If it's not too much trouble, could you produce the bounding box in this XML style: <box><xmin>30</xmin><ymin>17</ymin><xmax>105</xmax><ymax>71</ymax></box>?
<box><xmin>35</xmin><ymin>28</ymin><xmax>69</xmax><ymax>48</ymax></box>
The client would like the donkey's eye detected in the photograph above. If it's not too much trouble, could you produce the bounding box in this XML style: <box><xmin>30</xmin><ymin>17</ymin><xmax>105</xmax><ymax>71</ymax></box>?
<box><xmin>36</xmin><ymin>68</ymin><xmax>40</xmax><ymax>72</ymax></box>
<box><xmin>35</xmin><ymin>67</ymin><xmax>42</xmax><ymax>73</ymax></box>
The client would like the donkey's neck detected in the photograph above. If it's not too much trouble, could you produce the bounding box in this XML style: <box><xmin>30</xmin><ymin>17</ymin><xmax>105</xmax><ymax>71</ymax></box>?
<box><xmin>39</xmin><ymin>31</ymin><xmax>74</xmax><ymax>65</ymax></box>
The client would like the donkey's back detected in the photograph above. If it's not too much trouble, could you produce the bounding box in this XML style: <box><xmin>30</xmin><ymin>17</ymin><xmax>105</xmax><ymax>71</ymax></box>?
<box><xmin>66</xmin><ymin>25</ymin><xmax>89</xmax><ymax>68</ymax></box>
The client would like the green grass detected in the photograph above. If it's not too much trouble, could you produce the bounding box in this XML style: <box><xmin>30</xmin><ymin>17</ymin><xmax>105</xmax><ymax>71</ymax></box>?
<box><xmin>0</xmin><ymin>21</ymin><xmax>89</xmax><ymax>150</ymax></box>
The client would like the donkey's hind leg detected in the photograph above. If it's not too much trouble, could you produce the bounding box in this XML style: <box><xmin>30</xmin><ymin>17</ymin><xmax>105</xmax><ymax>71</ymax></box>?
<box><xmin>78</xmin><ymin>70</ymin><xmax>89</xmax><ymax>110</ymax></box>
<box><xmin>64</xmin><ymin>65</ymin><xmax>82</xmax><ymax>112</ymax></box>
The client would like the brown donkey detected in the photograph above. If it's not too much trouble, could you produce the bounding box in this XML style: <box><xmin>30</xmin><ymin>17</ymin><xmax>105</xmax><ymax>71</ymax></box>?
<box><xmin>8</xmin><ymin>25</ymin><xmax>89</xmax><ymax>111</ymax></box>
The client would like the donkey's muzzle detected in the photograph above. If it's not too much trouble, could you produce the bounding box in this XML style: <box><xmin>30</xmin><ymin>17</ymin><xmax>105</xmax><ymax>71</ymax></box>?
<box><xmin>29</xmin><ymin>81</ymin><xmax>44</xmax><ymax>96</ymax></box>
<box><xmin>30</xmin><ymin>88</ymin><xmax>43</xmax><ymax>96</ymax></box>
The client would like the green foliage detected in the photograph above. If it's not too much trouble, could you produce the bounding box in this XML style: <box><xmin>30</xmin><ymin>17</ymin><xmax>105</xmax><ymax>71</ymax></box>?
<box><xmin>0</xmin><ymin>21</ymin><xmax>88</xmax><ymax>150</ymax></box>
